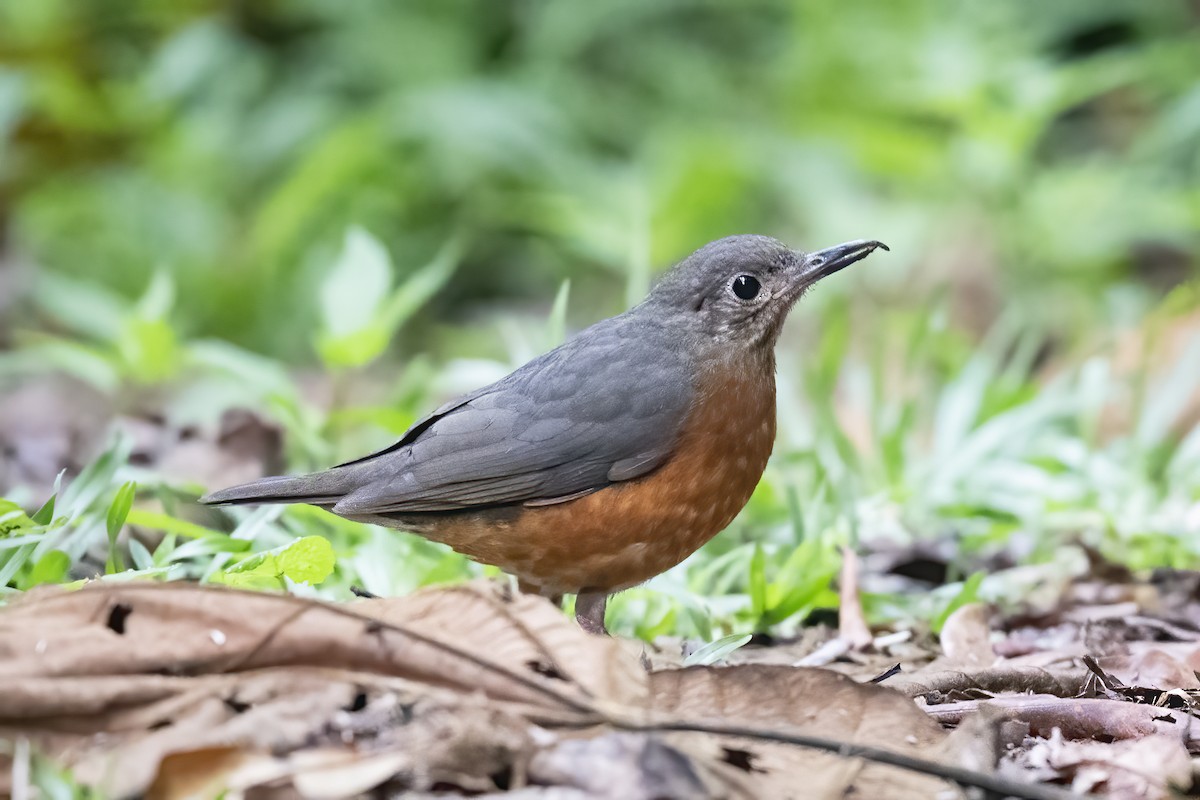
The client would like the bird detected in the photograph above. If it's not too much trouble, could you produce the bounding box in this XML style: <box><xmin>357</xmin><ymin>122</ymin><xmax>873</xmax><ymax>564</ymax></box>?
<box><xmin>201</xmin><ymin>235</ymin><xmax>888</xmax><ymax>634</ymax></box>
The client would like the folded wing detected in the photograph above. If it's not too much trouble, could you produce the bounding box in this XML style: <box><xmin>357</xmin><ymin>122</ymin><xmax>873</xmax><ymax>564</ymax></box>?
<box><xmin>331</xmin><ymin>316</ymin><xmax>692</xmax><ymax>515</ymax></box>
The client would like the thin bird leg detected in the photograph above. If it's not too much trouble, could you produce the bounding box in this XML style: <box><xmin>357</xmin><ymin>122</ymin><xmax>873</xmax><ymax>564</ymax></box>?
<box><xmin>575</xmin><ymin>591</ymin><xmax>608</xmax><ymax>635</ymax></box>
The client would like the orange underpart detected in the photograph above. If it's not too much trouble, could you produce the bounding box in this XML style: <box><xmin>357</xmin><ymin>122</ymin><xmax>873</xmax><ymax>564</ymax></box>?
<box><xmin>423</xmin><ymin>364</ymin><xmax>777</xmax><ymax>596</ymax></box>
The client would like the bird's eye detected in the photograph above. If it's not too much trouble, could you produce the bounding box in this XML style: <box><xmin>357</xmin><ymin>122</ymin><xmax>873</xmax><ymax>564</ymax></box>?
<box><xmin>731</xmin><ymin>274</ymin><xmax>761</xmax><ymax>301</ymax></box>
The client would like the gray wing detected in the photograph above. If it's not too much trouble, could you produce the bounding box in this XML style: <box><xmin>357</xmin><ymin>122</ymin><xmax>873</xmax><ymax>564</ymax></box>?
<box><xmin>330</xmin><ymin>316</ymin><xmax>692</xmax><ymax>515</ymax></box>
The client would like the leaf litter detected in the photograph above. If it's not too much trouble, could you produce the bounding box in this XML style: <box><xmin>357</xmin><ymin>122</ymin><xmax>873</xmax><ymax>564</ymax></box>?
<box><xmin>0</xmin><ymin>580</ymin><xmax>1052</xmax><ymax>800</ymax></box>
<box><xmin>655</xmin><ymin>547</ymin><xmax>1200</xmax><ymax>799</ymax></box>
<box><xmin>2</xmin><ymin>551</ymin><xmax>1200</xmax><ymax>799</ymax></box>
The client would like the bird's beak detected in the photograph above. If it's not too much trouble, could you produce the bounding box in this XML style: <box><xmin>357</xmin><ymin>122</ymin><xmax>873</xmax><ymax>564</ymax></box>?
<box><xmin>798</xmin><ymin>239</ymin><xmax>890</xmax><ymax>285</ymax></box>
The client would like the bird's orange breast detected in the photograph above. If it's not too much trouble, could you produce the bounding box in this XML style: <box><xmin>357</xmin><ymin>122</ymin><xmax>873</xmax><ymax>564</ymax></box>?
<box><xmin>421</xmin><ymin>366</ymin><xmax>777</xmax><ymax>596</ymax></box>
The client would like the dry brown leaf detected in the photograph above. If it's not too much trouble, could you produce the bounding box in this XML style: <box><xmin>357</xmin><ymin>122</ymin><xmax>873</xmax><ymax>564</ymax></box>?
<box><xmin>650</xmin><ymin>665</ymin><xmax>963</xmax><ymax>799</ymax></box>
<box><xmin>0</xmin><ymin>581</ymin><xmax>631</xmax><ymax>718</ymax></box>
<box><xmin>285</xmin><ymin>750</ymin><xmax>420</xmax><ymax>799</ymax></box>
<box><xmin>922</xmin><ymin>695</ymin><xmax>1197</xmax><ymax>742</ymax></box>
<box><xmin>0</xmin><ymin>582</ymin><xmax>613</xmax><ymax>797</ymax></box>
<box><xmin>1007</xmin><ymin>729</ymin><xmax>1191</xmax><ymax>800</ymax></box>
<box><xmin>938</xmin><ymin>705</ymin><xmax>1011</xmax><ymax>775</ymax></box>
<box><xmin>148</xmin><ymin>747</ymin><xmax>255</xmax><ymax>800</ymax></box>
<box><xmin>527</xmin><ymin>732</ymin><xmax>717</xmax><ymax>799</ymax></box>
<box><xmin>73</xmin><ymin>673</ymin><xmax>531</xmax><ymax>797</ymax></box>
<box><xmin>1099</xmin><ymin>649</ymin><xmax>1200</xmax><ymax>691</ymax></box>
<box><xmin>938</xmin><ymin>603</ymin><xmax>996</xmax><ymax>668</ymax></box>
<box><xmin>358</xmin><ymin>583</ymin><xmax>647</xmax><ymax>708</ymax></box>
<box><xmin>887</xmin><ymin>666</ymin><xmax>1089</xmax><ymax>700</ymax></box>
<box><xmin>121</xmin><ymin>409</ymin><xmax>285</xmax><ymax>494</ymax></box>
<box><xmin>0</xmin><ymin>375</ymin><xmax>110</xmax><ymax>495</ymax></box>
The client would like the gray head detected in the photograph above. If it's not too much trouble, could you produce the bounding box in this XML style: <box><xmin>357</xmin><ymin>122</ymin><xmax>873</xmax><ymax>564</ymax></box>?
<box><xmin>644</xmin><ymin>234</ymin><xmax>888</xmax><ymax>347</ymax></box>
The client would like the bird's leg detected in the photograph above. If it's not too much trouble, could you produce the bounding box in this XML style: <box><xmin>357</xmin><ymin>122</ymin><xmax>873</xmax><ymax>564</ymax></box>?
<box><xmin>574</xmin><ymin>591</ymin><xmax>608</xmax><ymax>635</ymax></box>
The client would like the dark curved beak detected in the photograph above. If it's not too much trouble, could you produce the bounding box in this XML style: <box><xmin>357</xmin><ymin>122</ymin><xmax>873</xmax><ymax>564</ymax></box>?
<box><xmin>800</xmin><ymin>239</ymin><xmax>889</xmax><ymax>284</ymax></box>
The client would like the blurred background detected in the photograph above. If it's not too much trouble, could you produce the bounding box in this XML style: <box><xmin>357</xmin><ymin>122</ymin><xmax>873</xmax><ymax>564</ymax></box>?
<box><xmin>1</xmin><ymin>0</ymin><xmax>1198</xmax><ymax>638</ymax></box>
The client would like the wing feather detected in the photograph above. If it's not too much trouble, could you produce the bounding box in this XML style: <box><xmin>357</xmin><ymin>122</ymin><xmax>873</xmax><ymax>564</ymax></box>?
<box><xmin>331</xmin><ymin>316</ymin><xmax>691</xmax><ymax>515</ymax></box>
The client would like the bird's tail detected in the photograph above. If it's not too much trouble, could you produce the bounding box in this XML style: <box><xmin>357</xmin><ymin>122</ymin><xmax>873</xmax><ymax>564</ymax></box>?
<box><xmin>199</xmin><ymin>464</ymin><xmax>368</xmax><ymax>507</ymax></box>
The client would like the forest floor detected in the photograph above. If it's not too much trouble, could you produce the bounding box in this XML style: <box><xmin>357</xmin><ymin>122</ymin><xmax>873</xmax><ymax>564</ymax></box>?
<box><xmin>2</xmin><ymin>552</ymin><xmax>1198</xmax><ymax>800</ymax></box>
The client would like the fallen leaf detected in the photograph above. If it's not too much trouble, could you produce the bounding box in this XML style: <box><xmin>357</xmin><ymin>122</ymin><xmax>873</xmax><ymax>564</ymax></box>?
<box><xmin>650</xmin><ymin>665</ymin><xmax>962</xmax><ymax>799</ymax></box>
<box><xmin>938</xmin><ymin>603</ymin><xmax>996</xmax><ymax>668</ymax></box>
<box><xmin>124</xmin><ymin>408</ymin><xmax>284</xmax><ymax>492</ymax></box>
<box><xmin>0</xmin><ymin>375</ymin><xmax>110</xmax><ymax>495</ymax></box>
<box><xmin>921</xmin><ymin>695</ymin><xmax>1197</xmax><ymax>742</ymax></box>
<box><xmin>148</xmin><ymin>747</ymin><xmax>253</xmax><ymax>800</ymax></box>
<box><xmin>888</xmin><ymin>666</ymin><xmax>1089</xmax><ymax>702</ymax></box>
<box><xmin>527</xmin><ymin>732</ymin><xmax>715</xmax><ymax>799</ymax></box>
<box><xmin>1009</xmin><ymin>729</ymin><xmax>1191</xmax><ymax>800</ymax></box>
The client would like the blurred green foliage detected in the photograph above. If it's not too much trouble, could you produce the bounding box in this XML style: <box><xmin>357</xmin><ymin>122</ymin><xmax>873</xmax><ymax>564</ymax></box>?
<box><xmin>1</xmin><ymin>0</ymin><xmax>1199</xmax><ymax>652</ymax></box>
<box><xmin>3</xmin><ymin>0</ymin><xmax>1197</xmax><ymax>359</ymax></box>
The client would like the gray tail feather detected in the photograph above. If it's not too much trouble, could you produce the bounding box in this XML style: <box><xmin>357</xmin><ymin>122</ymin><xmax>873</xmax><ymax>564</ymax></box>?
<box><xmin>199</xmin><ymin>465</ymin><xmax>368</xmax><ymax>507</ymax></box>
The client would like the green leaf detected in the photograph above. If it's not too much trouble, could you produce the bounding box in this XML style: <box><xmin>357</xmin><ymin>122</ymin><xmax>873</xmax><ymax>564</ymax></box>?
<box><xmin>0</xmin><ymin>534</ymin><xmax>42</xmax><ymax>551</ymax></box>
<box><xmin>320</xmin><ymin>227</ymin><xmax>392</xmax><ymax>338</ymax></box>
<box><xmin>683</xmin><ymin>633</ymin><xmax>752</xmax><ymax>666</ymax></box>
<box><xmin>118</xmin><ymin>317</ymin><xmax>181</xmax><ymax>383</ymax></box>
<box><xmin>61</xmin><ymin>436</ymin><xmax>130</xmax><ymax>516</ymax></box>
<box><xmin>212</xmin><ymin>570</ymin><xmax>283</xmax><ymax>591</ymax></box>
<box><xmin>275</xmin><ymin>535</ymin><xmax>336</xmax><ymax>584</ymax></box>
<box><xmin>135</xmin><ymin>269</ymin><xmax>176</xmax><ymax>320</ymax></box>
<box><xmin>377</xmin><ymin>239</ymin><xmax>461</xmax><ymax>332</ymax></box>
<box><xmin>31</xmin><ymin>486</ymin><xmax>57</xmax><ymax>526</ymax></box>
<box><xmin>0</xmin><ymin>500</ymin><xmax>36</xmax><ymax>533</ymax></box>
<box><xmin>748</xmin><ymin>544</ymin><xmax>767</xmax><ymax>625</ymax></box>
<box><xmin>30</xmin><ymin>271</ymin><xmax>127</xmax><ymax>343</ymax></box>
<box><xmin>0</xmin><ymin>338</ymin><xmax>121</xmax><ymax>393</ymax></box>
<box><xmin>932</xmin><ymin>571</ymin><xmax>986</xmax><ymax>634</ymax></box>
<box><xmin>27</xmin><ymin>550</ymin><xmax>71</xmax><ymax>587</ymax></box>
<box><xmin>764</xmin><ymin>538</ymin><xmax>840</xmax><ymax>626</ymax></box>
<box><xmin>315</xmin><ymin>323</ymin><xmax>391</xmax><ymax>369</ymax></box>
<box><xmin>316</xmin><ymin>233</ymin><xmax>461</xmax><ymax>369</ymax></box>
<box><xmin>106</xmin><ymin>482</ymin><xmax>137</xmax><ymax>541</ymax></box>
<box><xmin>105</xmin><ymin>481</ymin><xmax>136</xmax><ymax>573</ymax></box>
<box><xmin>248</xmin><ymin>117</ymin><xmax>384</xmax><ymax>266</ymax></box>
<box><xmin>219</xmin><ymin>535</ymin><xmax>336</xmax><ymax>588</ymax></box>
<box><xmin>0</xmin><ymin>544</ymin><xmax>36</xmax><ymax>588</ymax></box>
<box><xmin>129</xmin><ymin>538</ymin><xmax>155</xmax><ymax>570</ymax></box>
<box><xmin>684</xmin><ymin>604</ymin><xmax>713</xmax><ymax>642</ymax></box>
<box><xmin>688</xmin><ymin>543</ymin><xmax>754</xmax><ymax>596</ymax></box>
<box><xmin>125</xmin><ymin>508</ymin><xmax>226</xmax><ymax>540</ymax></box>
<box><xmin>633</xmin><ymin>604</ymin><xmax>677</xmax><ymax>641</ymax></box>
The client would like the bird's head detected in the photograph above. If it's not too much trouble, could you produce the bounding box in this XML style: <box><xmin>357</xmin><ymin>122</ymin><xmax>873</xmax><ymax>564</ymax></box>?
<box><xmin>645</xmin><ymin>234</ymin><xmax>889</xmax><ymax>350</ymax></box>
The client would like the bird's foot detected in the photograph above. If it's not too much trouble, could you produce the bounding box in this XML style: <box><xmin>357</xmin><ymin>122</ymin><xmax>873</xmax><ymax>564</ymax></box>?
<box><xmin>575</xmin><ymin>591</ymin><xmax>608</xmax><ymax>635</ymax></box>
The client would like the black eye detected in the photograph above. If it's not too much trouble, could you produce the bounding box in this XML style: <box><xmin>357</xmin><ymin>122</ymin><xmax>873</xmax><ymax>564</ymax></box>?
<box><xmin>731</xmin><ymin>275</ymin><xmax>761</xmax><ymax>301</ymax></box>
